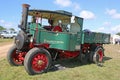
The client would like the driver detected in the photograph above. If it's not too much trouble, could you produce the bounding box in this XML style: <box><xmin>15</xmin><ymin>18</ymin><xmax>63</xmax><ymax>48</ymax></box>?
<box><xmin>43</xmin><ymin>19</ymin><xmax>54</xmax><ymax>31</ymax></box>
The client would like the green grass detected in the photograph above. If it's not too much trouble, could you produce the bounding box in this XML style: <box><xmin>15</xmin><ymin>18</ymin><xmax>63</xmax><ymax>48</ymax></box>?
<box><xmin>0</xmin><ymin>38</ymin><xmax>13</xmax><ymax>45</ymax></box>
<box><xmin>0</xmin><ymin>44</ymin><xmax>120</xmax><ymax>80</ymax></box>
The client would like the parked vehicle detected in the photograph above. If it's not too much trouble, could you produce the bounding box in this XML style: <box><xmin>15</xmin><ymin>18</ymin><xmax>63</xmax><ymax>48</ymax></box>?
<box><xmin>111</xmin><ymin>35</ymin><xmax>120</xmax><ymax>44</ymax></box>
<box><xmin>7</xmin><ymin>4</ymin><xmax>110</xmax><ymax>75</ymax></box>
<box><xmin>0</xmin><ymin>30</ymin><xmax>6</xmax><ymax>38</ymax></box>
<box><xmin>0</xmin><ymin>30</ymin><xmax>17</xmax><ymax>38</ymax></box>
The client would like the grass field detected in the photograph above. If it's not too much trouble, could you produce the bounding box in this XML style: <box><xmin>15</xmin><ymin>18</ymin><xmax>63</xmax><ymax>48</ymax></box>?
<box><xmin>0</xmin><ymin>38</ymin><xmax>13</xmax><ymax>46</ymax></box>
<box><xmin>0</xmin><ymin>43</ymin><xmax>120</xmax><ymax>80</ymax></box>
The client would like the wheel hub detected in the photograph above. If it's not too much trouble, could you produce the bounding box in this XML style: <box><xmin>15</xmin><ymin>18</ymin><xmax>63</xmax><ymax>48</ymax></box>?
<box><xmin>93</xmin><ymin>48</ymin><xmax>103</xmax><ymax>64</ymax></box>
<box><xmin>37</xmin><ymin>60</ymin><xmax>44</xmax><ymax>65</ymax></box>
<box><xmin>32</xmin><ymin>53</ymin><xmax>48</xmax><ymax>72</ymax></box>
<box><xmin>12</xmin><ymin>51</ymin><xmax>25</xmax><ymax>65</ymax></box>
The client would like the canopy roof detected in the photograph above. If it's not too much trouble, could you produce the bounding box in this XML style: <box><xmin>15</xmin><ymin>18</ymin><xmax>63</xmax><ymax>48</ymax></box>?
<box><xmin>28</xmin><ymin>9</ymin><xmax>83</xmax><ymax>26</ymax></box>
<box><xmin>28</xmin><ymin>9</ymin><xmax>73</xmax><ymax>20</ymax></box>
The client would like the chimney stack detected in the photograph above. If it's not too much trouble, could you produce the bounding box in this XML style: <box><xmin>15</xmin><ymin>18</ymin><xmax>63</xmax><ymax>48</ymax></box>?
<box><xmin>21</xmin><ymin>4</ymin><xmax>30</xmax><ymax>30</ymax></box>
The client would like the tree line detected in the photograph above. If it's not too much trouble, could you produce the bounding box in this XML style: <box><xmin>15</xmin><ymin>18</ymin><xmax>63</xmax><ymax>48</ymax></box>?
<box><xmin>0</xmin><ymin>25</ymin><xmax>15</xmax><ymax>31</ymax></box>
<box><xmin>116</xmin><ymin>32</ymin><xmax>120</xmax><ymax>36</ymax></box>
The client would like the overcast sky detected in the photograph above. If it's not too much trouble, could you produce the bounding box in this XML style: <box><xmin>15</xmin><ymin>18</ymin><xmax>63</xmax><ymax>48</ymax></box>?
<box><xmin>0</xmin><ymin>0</ymin><xmax>120</xmax><ymax>34</ymax></box>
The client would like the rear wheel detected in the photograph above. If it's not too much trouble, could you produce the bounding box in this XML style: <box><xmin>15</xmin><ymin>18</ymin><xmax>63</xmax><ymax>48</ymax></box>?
<box><xmin>7</xmin><ymin>45</ymin><xmax>24</xmax><ymax>66</ymax></box>
<box><xmin>78</xmin><ymin>53</ymin><xmax>89</xmax><ymax>64</ymax></box>
<box><xmin>93</xmin><ymin>47</ymin><xmax>104</xmax><ymax>65</ymax></box>
<box><xmin>24</xmin><ymin>48</ymin><xmax>52</xmax><ymax>75</ymax></box>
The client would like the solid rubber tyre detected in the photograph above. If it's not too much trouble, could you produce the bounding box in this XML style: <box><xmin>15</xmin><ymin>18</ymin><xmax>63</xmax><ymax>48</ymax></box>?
<box><xmin>7</xmin><ymin>45</ymin><xmax>23</xmax><ymax>66</ymax></box>
<box><xmin>24</xmin><ymin>48</ymin><xmax>52</xmax><ymax>75</ymax></box>
<box><xmin>93</xmin><ymin>46</ymin><xmax>104</xmax><ymax>64</ymax></box>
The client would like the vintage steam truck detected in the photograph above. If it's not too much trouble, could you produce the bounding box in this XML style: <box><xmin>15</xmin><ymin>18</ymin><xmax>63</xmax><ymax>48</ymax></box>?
<box><xmin>7</xmin><ymin>4</ymin><xmax>110</xmax><ymax>75</ymax></box>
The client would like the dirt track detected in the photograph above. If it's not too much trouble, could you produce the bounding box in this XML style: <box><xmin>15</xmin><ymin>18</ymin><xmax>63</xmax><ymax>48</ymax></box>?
<box><xmin>0</xmin><ymin>43</ymin><xmax>13</xmax><ymax>59</ymax></box>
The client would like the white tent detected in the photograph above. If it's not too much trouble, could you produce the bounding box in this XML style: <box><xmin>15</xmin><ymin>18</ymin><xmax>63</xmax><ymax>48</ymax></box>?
<box><xmin>111</xmin><ymin>35</ymin><xmax>120</xmax><ymax>44</ymax></box>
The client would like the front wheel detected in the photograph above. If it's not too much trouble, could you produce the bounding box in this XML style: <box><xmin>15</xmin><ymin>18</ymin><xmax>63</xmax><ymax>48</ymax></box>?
<box><xmin>7</xmin><ymin>45</ymin><xmax>24</xmax><ymax>66</ymax></box>
<box><xmin>24</xmin><ymin>48</ymin><xmax>52</xmax><ymax>75</ymax></box>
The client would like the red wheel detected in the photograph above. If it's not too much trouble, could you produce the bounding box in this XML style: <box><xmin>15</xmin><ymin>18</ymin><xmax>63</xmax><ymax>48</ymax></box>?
<box><xmin>31</xmin><ymin>54</ymin><xmax>48</xmax><ymax>72</ymax></box>
<box><xmin>24</xmin><ymin>48</ymin><xmax>52</xmax><ymax>75</ymax></box>
<box><xmin>7</xmin><ymin>45</ymin><xmax>25</xmax><ymax>66</ymax></box>
<box><xmin>93</xmin><ymin>47</ymin><xmax>104</xmax><ymax>64</ymax></box>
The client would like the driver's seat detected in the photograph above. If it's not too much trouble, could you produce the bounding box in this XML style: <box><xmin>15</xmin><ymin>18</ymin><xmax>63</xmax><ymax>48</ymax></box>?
<box><xmin>52</xmin><ymin>26</ymin><xmax>62</xmax><ymax>32</ymax></box>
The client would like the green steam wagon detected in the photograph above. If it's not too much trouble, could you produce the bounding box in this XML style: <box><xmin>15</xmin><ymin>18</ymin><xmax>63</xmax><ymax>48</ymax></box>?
<box><xmin>7</xmin><ymin>4</ymin><xmax>110</xmax><ymax>75</ymax></box>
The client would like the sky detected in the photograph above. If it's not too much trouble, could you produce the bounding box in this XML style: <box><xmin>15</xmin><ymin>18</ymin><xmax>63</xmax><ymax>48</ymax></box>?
<box><xmin>0</xmin><ymin>0</ymin><xmax>120</xmax><ymax>34</ymax></box>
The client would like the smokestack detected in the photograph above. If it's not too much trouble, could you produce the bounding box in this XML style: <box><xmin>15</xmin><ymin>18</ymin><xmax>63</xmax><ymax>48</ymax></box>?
<box><xmin>20</xmin><ymin>4</ymin><xmax>30</xmax><ymax>31</ymax></box>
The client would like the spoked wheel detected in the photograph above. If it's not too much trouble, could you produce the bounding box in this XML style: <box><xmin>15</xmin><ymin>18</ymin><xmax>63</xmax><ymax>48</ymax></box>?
<box><xmin>7</xmin><ymin>45</ymin><xmax>25</xmax><ymax>66</ymax></box>
<box><xmin>93</xmin><ymin>47</ymin><xmax>104</xmax><ymax>66</ymax></box>
<box><xmin>24</xmin><ymin>48</ymin><xmax>52</xmax><ymax>75</ymax></box>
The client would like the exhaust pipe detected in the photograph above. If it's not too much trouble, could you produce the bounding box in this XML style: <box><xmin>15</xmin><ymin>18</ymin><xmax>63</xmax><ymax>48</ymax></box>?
<box><xmin>20</xmin><ymin>4</ymin><xmax>30</xmax><ymax>31</ymax></box>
